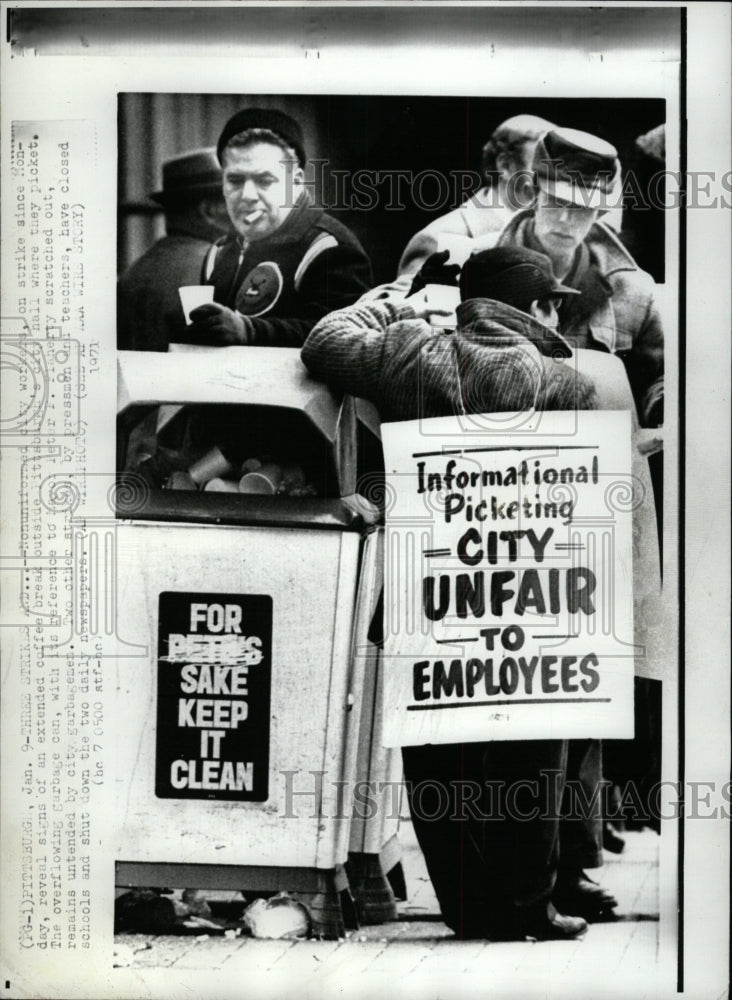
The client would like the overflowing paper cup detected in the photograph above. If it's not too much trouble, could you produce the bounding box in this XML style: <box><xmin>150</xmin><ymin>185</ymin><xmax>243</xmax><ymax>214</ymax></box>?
<box><xmin>188</xmin><ymin>446</ymin><xmax>233</xmax><ymax>486</ymax></box>
<box><xmin>179</xmin><ymin>284</ymin><xmax>214</xmax><ymax>325</ymax></box>
<box><xmin>239</xmin><ymin>462</ymin><xmax>283</xmax><ymax>495</ymax></box>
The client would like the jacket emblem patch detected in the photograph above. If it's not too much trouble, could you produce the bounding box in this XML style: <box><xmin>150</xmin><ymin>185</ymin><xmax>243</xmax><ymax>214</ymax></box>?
<box><xmin>235</xmin><ymin>261</ymin><xmax>284</xmax><ymax>317</ymax></box>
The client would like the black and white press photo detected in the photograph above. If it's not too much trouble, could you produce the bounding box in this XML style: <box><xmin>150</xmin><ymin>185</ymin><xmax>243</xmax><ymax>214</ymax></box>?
<box><xmin>1</xmin><ymin>5</ymin><xmax>730</xmax><ymax>1000</ymax></box>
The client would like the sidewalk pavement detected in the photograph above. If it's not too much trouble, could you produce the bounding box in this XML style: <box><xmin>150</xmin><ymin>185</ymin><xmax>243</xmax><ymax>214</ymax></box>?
<box><xmin>115</xmin><ymin>822</ymin><xmax>661</xmax><ymax>997</ymax></box>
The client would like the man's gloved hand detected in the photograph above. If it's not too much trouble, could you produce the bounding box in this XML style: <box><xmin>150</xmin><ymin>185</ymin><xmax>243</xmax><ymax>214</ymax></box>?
<box><xmin>188</xmin><ymin>302</ymin><xmax>253</xmax><ymax>346</ymax></box>
<box><xmin>409</xmin><ymin>250</ymin><xmax>460</xmax><ymax>295</ymax></box>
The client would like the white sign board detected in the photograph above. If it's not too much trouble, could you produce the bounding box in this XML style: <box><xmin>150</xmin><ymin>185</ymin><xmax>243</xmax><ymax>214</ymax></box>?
<box><xmin>381</xmin><ymin>410</ymin><xmax>635</xmax><ymax>746</ymax></box>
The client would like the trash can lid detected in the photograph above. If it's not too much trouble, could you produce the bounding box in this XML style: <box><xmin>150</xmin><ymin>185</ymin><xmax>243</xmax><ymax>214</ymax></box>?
<box><xmin>118</xmin><ymin>346</ymin><xmax>344</xmax><ymax>445</ymax></box>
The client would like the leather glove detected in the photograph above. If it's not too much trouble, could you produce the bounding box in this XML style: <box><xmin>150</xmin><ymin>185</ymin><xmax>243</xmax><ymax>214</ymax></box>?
<box><xmin>409</xmin><ymin>250</ymin><xmax>460</xmax><ymax>295</ymax></box>
<box><xmin>187</xmin><ymin>302</ymin><xmax>254</xmax><ymax>346</ymax></box>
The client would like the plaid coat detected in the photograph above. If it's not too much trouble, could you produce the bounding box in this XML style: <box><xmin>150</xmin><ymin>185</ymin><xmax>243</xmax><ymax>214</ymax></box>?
<box><xmin>301</xmin><ymin>296</ymin><xmax>597</xmax><ymax>421</ymax></box>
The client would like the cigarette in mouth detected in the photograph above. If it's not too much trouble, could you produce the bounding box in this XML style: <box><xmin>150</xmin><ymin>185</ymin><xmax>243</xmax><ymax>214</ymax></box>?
<box><xmin>245</xmin><ymin>209</ymin><xmax>264</xmax><ymax>224</ymax></box>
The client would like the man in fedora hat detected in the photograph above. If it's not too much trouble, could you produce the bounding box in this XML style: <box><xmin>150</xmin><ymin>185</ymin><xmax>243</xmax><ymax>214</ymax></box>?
<box><xmin>118</xmin><ymin>147</ymin><xmax>230</xmax><ymax>352</ymax></box>
<box><xmin>302</xmin><ymin>245</ymin><xmax>603</xmax><ymax>941</ymax></box>
<box><xmin>185</xmin><ymin>107</ymin><xmax>372</xmax><ymax>347</ymax></box>
<box><xmin>493</xmin><ymin>126</ymin><xmax>664</xmax><ymax>427</ymax></box>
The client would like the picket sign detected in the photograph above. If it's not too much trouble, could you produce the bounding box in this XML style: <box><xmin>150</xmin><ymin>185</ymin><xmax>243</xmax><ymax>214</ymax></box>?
<box><xmin>381</xmin><ymin>410</ymin><xmax>635</xmax><ymax>746</ymax></box>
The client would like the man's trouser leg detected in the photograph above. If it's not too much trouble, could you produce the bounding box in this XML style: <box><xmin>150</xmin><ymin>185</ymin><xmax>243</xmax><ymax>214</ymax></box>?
<box><xmin>401</xmin><ymin>739</ymin><xmax>568</xmax><ymax>936</ymax></box>
<box><xmin>559</xmin><ymin>739</ymin><xmax>604</xmax><ymax>874</ymax></box>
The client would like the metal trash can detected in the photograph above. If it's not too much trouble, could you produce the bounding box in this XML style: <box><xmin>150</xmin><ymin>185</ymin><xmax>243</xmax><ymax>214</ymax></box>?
<box><xmin>347</xmin><ymin>526</ymin><xmax>408</xmax><ymax>924</ymax></box>
<box><xmin>114</xmin><ymin>347</ymin><xmax>380</xmax><ymax>937</ymax></box>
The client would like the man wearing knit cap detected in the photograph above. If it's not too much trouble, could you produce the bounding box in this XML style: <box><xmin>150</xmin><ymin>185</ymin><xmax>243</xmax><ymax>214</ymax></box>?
<box><xmin>302</xmin><ymin>245</ymin><xmax>600</xmax><ymax>941</ymax></box>
<box><xmin>397</xmin><ymin>114</ymin><xmax>556</xmax><ymax>278</ymax></box>
<box><xmin>118</xmin><ymin>147</ymin><xmax>230</xmax><ymax>351</ymax></box>
<box><xmin>186</xmin><ymin>107</ymin><xmax>372</xmax><ymax>347</ymax></box>
<box><xmin>493</xmin><ymin>126</ymin><xmax>664</xmax><ymax>427</ymax></box>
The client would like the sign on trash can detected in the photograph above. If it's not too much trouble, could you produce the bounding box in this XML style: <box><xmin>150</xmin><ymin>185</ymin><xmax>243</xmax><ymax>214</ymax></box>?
<box><xmin>155</xmin><ymin>592</ymin><xmax>273</xmax><ymax>801</ymax></box>
<box><xmin>380</xmin><ymin>410</ymin><xmax>635</xmax><ymax>746</ymax></box>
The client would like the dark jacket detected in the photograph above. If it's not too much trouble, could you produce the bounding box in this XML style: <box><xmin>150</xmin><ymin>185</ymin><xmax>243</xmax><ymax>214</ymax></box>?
<box><xmin>494</xmin><ymin>210</ymin><xmax>664</xmax><ymax>425</ymax></box>
<box><xmin>301</xmin><ymin>296</ymin><xmax>597</xmax><ymax>420</ymax></box>
<box><xmin>117</xmin><ymin>231</ymin><xmax>210</xmax><ymax>351</ymax></box>
<box><xmin>203</xmin><ymin>189</ymin><xmax>372</xmax><ymax>347</ymax></box>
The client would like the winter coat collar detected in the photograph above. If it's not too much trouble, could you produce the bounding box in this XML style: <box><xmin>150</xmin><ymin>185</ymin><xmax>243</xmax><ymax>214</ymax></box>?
<box><xmin>456</xmin><ymin>297</ymin><xmax>573</xmax><ymax>358</ymax></box>
<box><xmin>498</xmin><ymin>209</ymin><xmax>627</xmax><ymax>351</ymax></box>
<box><xmin>499</xmin><ymin>208</ymin><xmax>640</xmax><ymax>279</ymax></box>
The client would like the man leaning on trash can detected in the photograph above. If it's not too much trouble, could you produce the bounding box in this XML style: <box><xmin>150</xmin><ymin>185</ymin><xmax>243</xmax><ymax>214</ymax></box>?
<box><xmin>185</xmin><ymin>108</ymin><xmax>372</xmax><ymax>347</ymax></box>
<box><xmin>301</xmin><ymin>245</ymin><xmax>613</xmax><ymax>941</ymax></box>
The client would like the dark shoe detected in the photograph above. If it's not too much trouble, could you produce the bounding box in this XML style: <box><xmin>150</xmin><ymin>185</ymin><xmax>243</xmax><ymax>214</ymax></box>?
<box><xmin>517</xmin><ymin>902</ymin><xmax>588</xmax><ymax>941</ymax></box>
<box><xmin>449</xmin><ymin>902</ymin><xmax>587</xmax><ymax>942</ymax></box>
<box><xmin>553</xmin><ymin>870</ymin><xmax>618</xmax><ymax>920</ymax></box>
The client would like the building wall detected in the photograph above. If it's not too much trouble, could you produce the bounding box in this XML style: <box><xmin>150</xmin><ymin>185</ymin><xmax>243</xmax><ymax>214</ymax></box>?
<box><xmin>118</xmin><ymin>94</ymin><xmax>666</xmax><ymax>285</ymax></box>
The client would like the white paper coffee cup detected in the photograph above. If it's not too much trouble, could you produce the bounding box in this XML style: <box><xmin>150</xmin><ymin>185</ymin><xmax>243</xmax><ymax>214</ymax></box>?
<box><xmin>239</xmin><ymin>462</ymin><xmax>283</xmax><ymax>495</ymax></box>
<box><xmin>179</xmin><ymin>284</ymin><xmax>214</xmax><ymax>324</ymax></box>
<box><xmin>188</xmin><ymin>446</ymin><xmax>233</xmax><ymax>485</ymax></box>
<box><xmin>240</xmin><ymin>457</ymin><xmax>263</xmax><ymax>475</ymax></box>
<box><xmin>203</xmin><ymin>478</ymin><xmax>240</xmax><ymax>493</ymax></box>
<box><xmin>424</xmin><ymin>284</ymin><xmax>460</xmax><ymax>327</ymax></box>
<box><xmin>166</xmin><ymin>471</ymin><xmax>197</xmax><ymax>491</ymax></box>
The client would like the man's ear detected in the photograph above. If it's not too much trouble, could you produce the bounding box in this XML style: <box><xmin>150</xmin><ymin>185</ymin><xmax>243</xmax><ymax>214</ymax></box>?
<box><xmin>198</xmin><ymin>197</ymin><xmax>217</xmax><ymax>224</ymax></box>
<box><xmin>528</xmin><ymin>298</ymin><xmax>542</xmax><ymax>319</ymax></box>
<box><xmin>291</xmin><ymin>164</ymin><xmax>305</xmax><ymax>186</ymax></box>
<box><xmin>199</xmin><ymin>197</ymin><xmax>230</xmax><ymax>232</ymax></box>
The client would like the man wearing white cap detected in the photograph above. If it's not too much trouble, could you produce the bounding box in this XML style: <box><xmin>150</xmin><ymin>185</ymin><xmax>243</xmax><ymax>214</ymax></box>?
<box><xmin>494</xmin><ymin>127</ymin><xmax>664</xmax><ymax>427</ymax></box>
<box><xmin>397</xmin><ymin>114</ymin><xmax>555</xmax><ymax>278</ymax></box>
<box><xmin>488</xmin><ymin>127</ymin><xmax>663</xmax><ymax>926</ymax></box>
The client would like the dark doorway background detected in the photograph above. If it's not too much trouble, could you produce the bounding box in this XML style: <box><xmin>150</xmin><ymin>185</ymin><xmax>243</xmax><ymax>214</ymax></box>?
<box><xmin>118</xmin><ymin>93</ymin><xmax>666</xmax><ymax>285</ymax></box>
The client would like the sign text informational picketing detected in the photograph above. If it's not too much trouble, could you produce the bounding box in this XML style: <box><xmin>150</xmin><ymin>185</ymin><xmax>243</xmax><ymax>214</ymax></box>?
<box><xmin>381</xmin><ymin>411</ymin><xmax>634</xmax><ymax>746</ymax></box>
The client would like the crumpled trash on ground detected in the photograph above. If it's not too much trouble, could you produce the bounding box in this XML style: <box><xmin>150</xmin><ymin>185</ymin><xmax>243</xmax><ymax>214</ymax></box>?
<box><xmin>114</xmin><ymin>889</ymin><xmax>224</xmax><ymax>935</ymax></box>
<box><xmin>114</xmin><ymin>888</ymin><xmax>312</xmax><ymax>938</ymax></box>
<box><xmin>243</xmin><ymin>893</ymin><xmax>311</xmax><ymax>940</ymax></box>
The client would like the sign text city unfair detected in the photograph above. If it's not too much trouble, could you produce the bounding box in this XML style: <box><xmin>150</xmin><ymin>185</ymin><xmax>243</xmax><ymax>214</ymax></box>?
<box><xmin>381</xmin><ymin>412</ymin><xmax>634</xmax><ymax>746</ymax></box>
